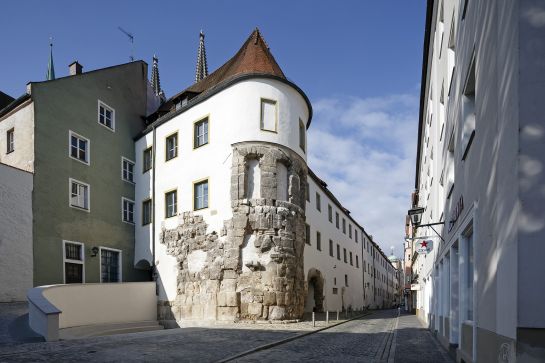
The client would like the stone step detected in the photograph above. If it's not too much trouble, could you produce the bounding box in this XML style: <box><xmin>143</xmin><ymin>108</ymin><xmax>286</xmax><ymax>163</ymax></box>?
<box><xmin>58</xmin><ymin>321</ymin><xmax>164</xmax><ymax>340</ymax></box>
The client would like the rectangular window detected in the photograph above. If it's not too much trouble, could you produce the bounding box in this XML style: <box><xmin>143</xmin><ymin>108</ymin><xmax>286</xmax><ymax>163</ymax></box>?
<box><xmin>98</xmin><ymin>101</ymin><xmax>115</xmax><ymax>131</ymax></box>
<box><xmin>100</xmin><ymin>248</ymin><xmax>121</xmax><ymax>283</ymax></box>
<box><xmin>336</xmin><ymin>244</ymin><xmax>340</xmax><ymax>260</ymax></box>
<box><xmin>315</xmin><ymin>192</ymin><xmax>321</xmax><ymax>211</ymax></box>
<box><xmin>343</xmin><ymin>248</ymin><xmax>347</xmax><ymax>263</ymax></box>
<box><xmin>466</xmin><ymin>225</ymin><xmax>474</xmax><ymax>320</ymax></box>
<box><xmin>316</xmin><ymin>231</ymin><xmax>321</xmax><ymax>251</ymax></box>
<box><xmin>63</xmin><ymin>241</ymin><xmax>84</xmax><ymax>283</ymax></box>
<box><xmin>349</xmin><ymin>224</ymin><xmax>352</xmax><ymax>238</ymax></box>
<box><xmin>6</xmin><ymin>128</ymin><xmax>14</xmax><ymax>153</ymax></box>
<box><xmin>329</xmin><ymin>239</ymin><xmax>334</xmax><ymax>257</ymax></box>
<box><xmin>356</xmin><ymin>255</ymin><xmax>359</xmax><ymax>268</ymax></box>
<box><xmin>299</xmin><ymin>118</ymin><xmax>305</xmax><ymax>152</ymax></box>
<box><xmin>355</xmin><ymin>230</ymin><xmax>358</xmax><ymax>243</ymax></box>
<box><xmin>306</xmin><ymin>182</ymin><xmax>310</xmax><ymax>202</ymax></box>
<box><xmin>122</xmin><ymin>197</ymin><xmax>134</xmax><ymax>224</ymax></box>
<box><xmin>122</xmin><ymin>157</ymin><xmax>135</xmax><ymax>183</ymax></box>
<box><xmin>142</xmin><ymin>199</ymin><xmax>152</xmax><ymax>225</ymax></box>
<box><xmin>260</xmin><ymin>99</ymin><xmax>277</xmax><ymax>132</ymax></box>
<box><xmin>305</xmin><ymin>224</ymin><xmax>311</xmax><ymax>245</ymax></box>
<box><xmin>194</xmin><ymin>117</ymin><xmax>209</xmax><ymax>148</ymax></box>
<box><xmin>350</xmin><ymin>252</ymin><xmax>353</xmax><ymax>266</ymax></box>
<box><xmin>69</xmin><ymin>131</ymin><xmax>89</xmax><ymax>164</ymax></box>
<box><xmin>165</xmin><ymin>190</ymin><xmax>177</xmax><ymax>218</ymax></box>
<box><xmin>332</xmin><ymin>288</ymin><xmax>338</xmax><ymax>295</ymax></box>
<box><xmin>143</xmin><ymin>147</ymin><xmax>153</xmax><ymax>172</ymax></box>
<box><xmin>328</xmin><ymin>204</ymin><xmax>333</xmax><ymax>222</ymax></box>
<box><xmin>336</xmin><ymin>212</ymin><xmax>340</xmax><ymax>229</ymax></box>
<box><xmin>69</xmin><ymin>178</ymin><xmax>89</xmax><ymax>211</ymax></box>
<box><xmin>462</xmin><ymin>54</ymin><xmax>476</xmax><ymax>160</ymax></box>
<box><xmin>342</xmin><ymin>218</ymin><xmax>346</xmax><ymax>234</ymax></box>
<box><xmin>194</xmin><ymin>180</ymin><xmax>209</xmax><ymax>210</ymax></box>
<box><xmin>166</xmin><ymin>132</ymin><xmax>178</xmax><ymax>160</ymax></box>
<box><xmin>345</xmin><ymin>274</ymin><xmax>348</xmax><ymax>287</ymax></box>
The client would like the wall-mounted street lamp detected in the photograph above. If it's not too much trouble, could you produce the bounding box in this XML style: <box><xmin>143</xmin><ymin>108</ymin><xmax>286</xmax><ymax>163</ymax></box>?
<box><xmin>91</xmin><ymin>246</ymin><xmax>99</xmax><ymax>257</ymax></box>
<box><xmin>407</xmin><ymin>207</ymin><xmax>445</xmax><ymax>242</ymax></box>
<box><xmin>408</xmin><ymin>207</ymin><xmax>425</xmax><ymax>225</ymax></box>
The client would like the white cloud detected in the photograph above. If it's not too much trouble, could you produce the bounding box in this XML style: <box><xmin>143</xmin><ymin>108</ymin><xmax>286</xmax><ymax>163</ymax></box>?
<box><xmin>308</xmin><ymin>92</ymin><xmax>419</xmax><ymax>258</ymax></box>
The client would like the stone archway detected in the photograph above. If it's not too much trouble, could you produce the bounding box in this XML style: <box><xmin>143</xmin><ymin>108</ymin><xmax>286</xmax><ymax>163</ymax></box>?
<box><xmin>305</xmin><ymin>268</ymin><xmax>324</xmax><ymax>313</ymax></box>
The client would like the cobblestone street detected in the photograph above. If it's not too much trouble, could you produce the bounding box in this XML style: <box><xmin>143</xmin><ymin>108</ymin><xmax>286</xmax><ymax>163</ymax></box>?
<box><xmin>0</xmin><ymin>309</ymin><xmax>453</xmax><ymax>362</ymax></box>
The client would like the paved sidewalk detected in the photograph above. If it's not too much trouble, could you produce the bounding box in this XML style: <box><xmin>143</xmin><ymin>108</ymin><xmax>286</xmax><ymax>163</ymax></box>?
<box><xmin>0</xmin><ymin>311</ymin><xmax>365</xmax><ymax>362</ymax></box>
<box><xmin>0</xmin><ymin>303</ymin><xmax>43</xmax><ymax>346</ymax></box>
<box><xmin>393</xmin><ymin>312</ymin><xmax>454</xmax><ymax>363</ymax></box>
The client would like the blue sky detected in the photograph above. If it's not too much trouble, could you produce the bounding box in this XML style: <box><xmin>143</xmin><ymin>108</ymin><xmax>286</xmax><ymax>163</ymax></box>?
<box><xmin>1</xmin><ymin>0</ymin><xmax>427</xmax><ymax>257</ymax></box>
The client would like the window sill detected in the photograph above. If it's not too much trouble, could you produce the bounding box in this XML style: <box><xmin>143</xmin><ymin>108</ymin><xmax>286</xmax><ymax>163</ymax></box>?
<box><xmin>98</xmin><ymin>122</ymin><xmax>115</xmax><ymax>133</ymax></box>
<box><xmin>70</xmin><ymin>205</ymin><xmax>90</xmax><ymax>213</ymax></box>
<box><xmin>193</xmin><ymin>143</ymin><xmax>209</xmax><ymax>150</ymax></box>
<box><xmin>69</xmin><ymin>155</ymin><xmax>90</xmax><ymax>166</ymax></box>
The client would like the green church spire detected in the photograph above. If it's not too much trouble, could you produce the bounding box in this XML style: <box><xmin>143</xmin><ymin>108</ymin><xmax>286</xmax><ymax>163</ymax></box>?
<box><xmin>46</xmin><ymin>39</ymin><xmax>55</xmax><ymax>81</ymax></box>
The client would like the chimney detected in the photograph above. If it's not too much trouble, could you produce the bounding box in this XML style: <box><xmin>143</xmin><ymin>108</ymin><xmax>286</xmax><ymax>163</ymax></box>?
<box><xmin>69</xmin><ymin>61</ymin><xmax>83</xmax><ymax>75</ymax></box>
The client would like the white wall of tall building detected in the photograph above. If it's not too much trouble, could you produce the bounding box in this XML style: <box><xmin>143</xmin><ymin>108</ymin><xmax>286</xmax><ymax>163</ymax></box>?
<box><xmin>0</xmin><ymin>101</ymin><xmax>34</xmax><ymax>172</ymax></box>
<box><xmin>412</xmin><ymin>0</ymin><xmax>545</xmax><ymax>361</ymax></box>
<box><xmin>304</xmin><ymin>177</ymin><xmax>364</xmax><ymax>312</ymax></box>
<box><xmin>134</xmin><ymin>77</ymin><xmax>397</xmax><ymax>310</ymax></box>
<box><xmin>135</xmin><ymin>78</ymin><xmax>309</xmax><ymax>301</ymax></box>
<box><xmin>0</xmin><ymin>163</ymin><xmax>33</xmax><ymax>302</ymax></box>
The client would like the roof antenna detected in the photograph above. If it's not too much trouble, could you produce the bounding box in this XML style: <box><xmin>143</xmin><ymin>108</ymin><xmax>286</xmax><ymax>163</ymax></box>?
<box><xmin>118</xmin><ymin>26</ymin><xmax>134</xmax><ymax>62</ymax></box>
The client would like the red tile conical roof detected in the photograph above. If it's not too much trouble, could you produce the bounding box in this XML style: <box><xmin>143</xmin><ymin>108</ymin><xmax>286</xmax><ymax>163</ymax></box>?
<box><xmin>173</xmin><ymin>28</ymin><xmax>286</xmax><ymax>99</ymax></box>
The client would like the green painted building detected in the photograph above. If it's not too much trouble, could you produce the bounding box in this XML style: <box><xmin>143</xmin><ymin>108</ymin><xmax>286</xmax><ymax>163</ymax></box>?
<box><xmin>0</xmin><ymin>61</ymin><xmax>156</xmax><ymax>288</ymax></box>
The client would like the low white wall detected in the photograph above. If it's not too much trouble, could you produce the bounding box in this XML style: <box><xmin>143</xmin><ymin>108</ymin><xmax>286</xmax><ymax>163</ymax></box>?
<box><xmin>28</xmin><ymin>282</ymin><xmax>156</xmax><ymax>340</ymax></box>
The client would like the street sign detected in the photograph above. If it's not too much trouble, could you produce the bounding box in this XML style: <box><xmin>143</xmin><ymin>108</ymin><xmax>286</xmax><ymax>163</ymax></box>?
<box><xmin>416</xmin><ymin>239</ymin><xmax>433</xmax><ymax>254</ymax></box>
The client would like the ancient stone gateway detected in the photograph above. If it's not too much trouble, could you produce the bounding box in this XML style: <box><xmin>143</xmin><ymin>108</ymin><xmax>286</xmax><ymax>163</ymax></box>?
<box><xmin>158</xmin><ymin>142</ymin><xmax>308</xmax><ymax>322</ymax></box>
<box><xmin>305</xmin><ymin>268</ymin><xmax>325</xmax><ymax>313</ymax></box>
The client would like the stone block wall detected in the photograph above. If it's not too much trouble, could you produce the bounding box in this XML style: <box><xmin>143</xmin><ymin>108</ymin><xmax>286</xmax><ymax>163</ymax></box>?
<box><xmin>158</xmin><ymin>142</ymin><xmax>308</xmax><ymax>323</ymax></box>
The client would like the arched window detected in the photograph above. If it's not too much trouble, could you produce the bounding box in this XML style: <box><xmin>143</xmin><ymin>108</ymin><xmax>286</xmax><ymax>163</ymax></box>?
<box><xmin>276</xmin><ymin>162</ymin><xmax>289</xmax><ymax>201</ymax></box>
<box><xmin>246</xmin><ymin>159</ymin><xmax>261</xmax><ymax>199</ymax></box>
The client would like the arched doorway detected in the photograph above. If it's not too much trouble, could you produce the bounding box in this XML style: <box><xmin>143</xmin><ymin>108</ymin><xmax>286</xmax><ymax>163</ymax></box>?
<box><xmin>305</xmin><ymin>268</ymin><xmax>324</xmax><ymax>312</ymax></box>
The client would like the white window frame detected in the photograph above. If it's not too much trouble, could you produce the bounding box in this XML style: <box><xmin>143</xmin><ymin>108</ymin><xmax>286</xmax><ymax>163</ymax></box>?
<box><xmin>121</xmin><ymin>197</ymin><xmax>135</xmax><ymax>224</ymax></box>
<box><xmin>69</xmin><ymin>178</ymin><xmax>90</xmax><ymax>212</ymax></box>
<box><xmin>299</xmin><ymin>118</ymin><xmax>306</xmax><ymax>152</ymax></box>
<box><xmin>194</xmin><ymin>117</ymin><xmax>209</xmax><ymax>148</ymax></box>
<box><xmin>62</xmin><ymin>240</ymin><xmax>85</xmax><ymax>284</ymax></box>
<box><xmin>260</xmin><ymin>98</ymin><xmax>278</xmax><ymax>132</ymax></box>
<box><xmin>99</xmin><ymin>246</ymin><xmax>122</xmax><ymax>283</ymax></box>
<box><xmin>194</xmin><ymin>179</ymin><xmax>209</xmax><ymax>210</ymax></box>
<box><xmin>165</xmin><ymin>189</ymin><xmax>177</xmax><ymax>218</ymax></box>
<box><xmin>68</xmin><ymin>130</ymin><xmax>90</xmax><ymax>165</ymax></box>
<box><xmin>6</xmin><ymin>128</ymin><xmax>14</xmax><ymax>153</ymax></box>
<box><xmin>143</xmin><ymin>146</ymin><xmax>153</xmax><ymax>173</ymax></box>
<box><xmin>121</xmin><ymin>157</ymin><xmax>135</xmax><ymax>183</ymax></box>
<box><xmin>142</xmin><ymin>198</ymin><xmax>152</xmax><ymax>226</ymax></box>
<box><xmin>165</xmin><ymin>132</ymin><xmax>178</xmax><ymax>160</ymax></box>
<box><xmin>97</xmin><ymin>100</ymin><xmax>115</xmax><ymax>131</ymax></box>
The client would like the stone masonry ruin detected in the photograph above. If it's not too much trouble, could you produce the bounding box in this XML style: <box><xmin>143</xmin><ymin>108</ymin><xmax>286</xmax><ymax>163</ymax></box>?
<box><xmin>158</xmin><ymin>142</ymin><xmax>309</xmax><ymax>323</ymax></box>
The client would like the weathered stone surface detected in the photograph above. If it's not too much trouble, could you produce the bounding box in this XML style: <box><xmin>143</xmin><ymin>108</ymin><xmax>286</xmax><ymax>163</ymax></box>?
<box><xmin>217</xmin><ymin>306</ymin><xmax>239</xmax><ymax>321</ymax></box>
<box><xmin>159</xmin><ymin>142</ymin><xmax>307</xmax><ymax>322</ymax></box>
<box><xmin>269</xmin><ymin>305</ymin><xmax>286</xmax><ymax>320</ymax></box>
<box><xmin>248</xmin><ymin>303</ymin><xmax>263</xmax><ymax>316</ymax></box>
